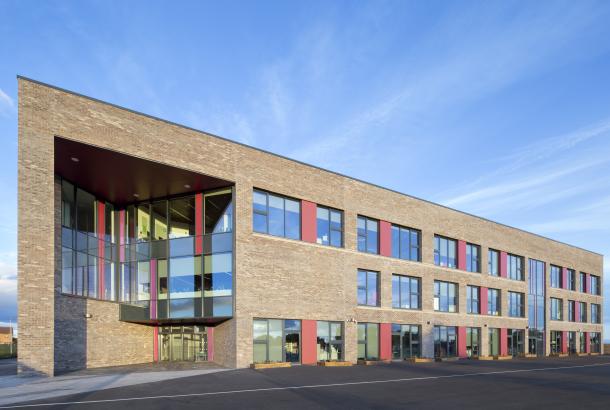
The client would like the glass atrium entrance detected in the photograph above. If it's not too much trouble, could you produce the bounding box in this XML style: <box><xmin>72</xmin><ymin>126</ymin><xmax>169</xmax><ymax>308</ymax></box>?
<box><xmin>159</xmin><ymin>326</ymin><xmax>208</xmax><ymax>362</ymax></box>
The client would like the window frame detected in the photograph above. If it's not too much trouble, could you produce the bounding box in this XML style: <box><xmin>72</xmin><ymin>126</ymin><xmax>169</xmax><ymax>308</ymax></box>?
<box><xmin>550</xmin><ymin>265</ymin><xmax>562</xmax><ymax>289</ymax></box>
<box><xmin>466</xmin><ymin>243</ymin><xmax>481</xmax><ymax>273</ymax></box>
<box><xmin>390</xmin><ymin>224</ymin><xmax>421</xmax><ymax>262</ymax></box>
<box><xmin>357</xmin><ymin>216</ymin><xmax>379</xmax><ymax>254</ymax></box>
<box><xmin>550</xmin><ymin>297</ymin><xmax>563</xmax><ymax>321</ymax></box>
<box><xmin>316</xmin><ymin>205</ymin><xmax>343</xmax><ymax>248</ymax></box>
<box><xmin>434</xmin><ymin>280</ymin><xmax>458</xmax><ymax>313</ymax></box>
<box><xmin>488</xmin><ymin>249</ymin><xmax>499</xmax><ymax>277</ymax></box>
<box><xmin>508</xmin><ymin>291</ymin><xmax>524</xmax><ymax>318</ymax></box>
<box><xmin>357</xmin><ymin>269</ymin><xmax>380</xmax><ymax>307</ymax></box>
<box><xmin>487</xmin><ymin>288</ymin><xmax>501</xmax><ymax>316</ymax></box>
<box><xmin>434</xmin><ymin>235</ymin><xmax>457</xmax><ymax>269</ymax></box>
<box><xmin>391</xmin><ymin>274</ymin><xmax>421</xmax><ymax>310</ymax></box>
<box><xmin>507</xmin><ymin>253</ymin><xmax>524</xmax><ymax>281</ymax></box>
<box><xmin>252</xmin><ymin>318</ymin><xmax>301</xmax><ymax>364</ymax></box>
<box><xmin>466</xmin><ymin>285</ymin><xmax>480</xmax><ymax>314</ymax></box>
<box><xmin>252</xmin><ymin>189</ymin><xmax>301</xmax><ymax>240</ymax></box>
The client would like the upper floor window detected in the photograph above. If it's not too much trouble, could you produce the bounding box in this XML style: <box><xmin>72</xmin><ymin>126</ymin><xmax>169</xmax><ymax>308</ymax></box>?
<box><xmin>568</xmin><ymin>300</ymin><xmax>576</xmax><ymax>322</ymax></box>
<box><xmin>434</xmin><ymin>280</ymin><xmax>458</xmax><ymax>313</ymax></box>
<box><xmin>434</xmin><ymin>235</ymin><xmax>457</xmax><ymax>269</ymax></box>
<box><xmin>253</xmin><ymin>190</ymin><xmax>300</xmax><ymax>240</ymax></box>
<box><xmin>316</xmin><ymin>206</ymin><xmax>343</xmax><ymax>247</ymax></box>
<box><xmin>550</xmin><ymin>297</ymin><xmax>563</xmax><ymax>321</ymax></box>
<box><xmin>567</xmin><ymin>269</ymin><xmax>576</xmax><ymax>291</ymax></box>
<box><xmin>488</xmin><ymin>249</ymin><xmax>499</xmax><ymax>276</ymax></box>
<box><xmin>466</xmin><ymin>243</ymin><xmax>480</xmax><ymax>273</ymax></box>
<box><xmin>487</xmin><ymin>288</ymin><xmax>500</xmax><ymax>316</ymax></box>
<box><xmin>392</xmin><ymin>275</ymin><xmax>420</xmax><ymax>310</ymax></box>
<box><xmin>579</xmin><ymin>272</ymin><xmax>586</xmax><ymax>293</ymax></box>
<box><xmin>391</xmin><ymin>225</ymin><xmax>421</xmax><ymax>261</ymax></box>
<box><xmin>357</xmin><ymin>216</ymin><xmax>378</xmax><ymax>254</ymax></box>
<box><xmin>507</xmin><ymin>253</ymin><xmax>524</xmax><ymax>281</ymax></box>
<box><xmin>467</xmin><ymin>285</ymin><xmax>480</xmax><ymax>314</ymax></box>
<box><xmin>550</xmin><ymin>265</ymin><xmax>562</xmax><ymax>288</ymax></box>
<box><xmin>591</xmin><ymin>304</ymin><xmax>601</xmax><ymax>324</ymax></box>
<box><xmin>508</xmin><ymin>291</ymin><xmax>524</xmax><ymax>317</ymax></box>
<box><xmin>590</xmin><ymin>275</ymin><xmax>601</xmax><ymax>295</ymax></box>
<box><xmin>357</xmin><ymin>270</ymin><xmax>379</xmax><ymax>306</ymax></box>
<box><xmin>579</xmin><ymin>302</ymin><xmax>587</xmax><ymax>322</ymax></box>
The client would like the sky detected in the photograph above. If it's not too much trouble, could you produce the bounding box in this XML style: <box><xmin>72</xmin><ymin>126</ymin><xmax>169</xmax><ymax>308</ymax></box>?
<box><xmin>1</xmin><ymin>0</ymin><xmax>609</xmax><ymax>340</ymax></box>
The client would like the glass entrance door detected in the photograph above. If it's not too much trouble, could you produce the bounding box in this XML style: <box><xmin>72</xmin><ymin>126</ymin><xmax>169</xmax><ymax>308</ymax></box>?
<box><xmin>158</xmin><ymin>326</ymin><xmax>208</xmax><ymax>362</ymax></box>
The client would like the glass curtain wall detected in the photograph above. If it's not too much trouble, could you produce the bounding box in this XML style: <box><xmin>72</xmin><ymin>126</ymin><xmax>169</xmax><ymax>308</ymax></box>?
<box><xmin>528</xmin><ymin>259</ymin><xmax>546</xmax><ymax>356</ymax></box>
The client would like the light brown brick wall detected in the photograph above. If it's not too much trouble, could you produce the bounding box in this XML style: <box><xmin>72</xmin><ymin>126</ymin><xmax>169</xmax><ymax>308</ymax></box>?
<box><xmin>17</xmin><ymin>78</ymin><xmax>603</xmax><ymax>374</ymax></box>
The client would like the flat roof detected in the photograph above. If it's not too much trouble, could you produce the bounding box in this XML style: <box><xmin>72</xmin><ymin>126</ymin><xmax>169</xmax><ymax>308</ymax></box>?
<box><xmin>17</xmin><ymin>75</ymin><xmax>603</xmax><ymax>257</ymax></box>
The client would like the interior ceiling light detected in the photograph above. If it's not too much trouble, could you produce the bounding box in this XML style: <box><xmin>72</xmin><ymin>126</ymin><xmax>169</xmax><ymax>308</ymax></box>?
<box><xmin>70</xmin><ymin>157</ymin><xmax>79</xmax><ymax>162</ymax></box>
<box><xmin>133</xmin><ymin>193</ymin><xmax>139</xmax><ymax>198</ymax></box>
<box><xmin>184</xmin><ymin>184</ymin><xmax>191</xmax><ymax>189</ymax></box>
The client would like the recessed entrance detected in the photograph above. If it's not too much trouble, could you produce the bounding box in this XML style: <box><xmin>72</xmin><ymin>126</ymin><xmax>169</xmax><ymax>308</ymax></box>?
<box><xmin>159</xmin><ymin>326</ymin><xmax>208</xmax><ymax>362</ymax></box>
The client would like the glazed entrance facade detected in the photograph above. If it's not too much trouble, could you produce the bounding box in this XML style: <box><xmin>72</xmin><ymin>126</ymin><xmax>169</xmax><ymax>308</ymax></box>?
<box><xmin>158</xmin><ymin>326</ymin><xmax>209</xmax><ymax>362</ymax></box>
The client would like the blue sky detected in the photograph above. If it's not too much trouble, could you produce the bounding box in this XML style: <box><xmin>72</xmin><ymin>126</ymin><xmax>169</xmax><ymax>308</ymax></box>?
<box><xmin>1</xmin><ymin>0</ymin><xmax>609</xmax><ymax>340</ymax></box>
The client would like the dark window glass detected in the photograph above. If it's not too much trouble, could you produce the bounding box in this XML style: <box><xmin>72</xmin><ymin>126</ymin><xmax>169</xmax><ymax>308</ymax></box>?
<box><xmin>169</xmin><ymin>196</ymin><xmax>196</xmax><ymax>238</ymax></box>
<box><xmin>550</xmin><ymin>298</ymin><xmax>562</xmax><ymax>321</ymax></box>
<box><xmin>590</xmin><ymin>332</ymin><xmax>601</xmax><ymax>353</ymax></box>
<box><xmin>508</xmin><ymin>292</ymin><xmax>524</xmax><ymax>317</ymax></box>
<box><xmin>550</xmin><ymin>265</ymin><xmax>562</xmax><ymax>288</ymax></box>
<box><xmin>357</xmin><ymin>216</ymin><xmax>379</xmax><ymax>254</ymax></box>
<box><xmin>507</xmin><ymin>254</ymin><xmax>524</xmax><ymax>281</ymax></box>
<box><xmin>204</xmin><ymin>189</ymin><xmax>233</xmax><ymax>234</ymax></box>
<box><xmin>252</xmin><ymin>190</ymin><xmax>300</xmax><ymax>240</ymax></box>
<box><xmin>392</xmin><ymin>324</ymin><xmax>421</xmax><ymax>359</ymax></box>
<box><xmin>358</xmin><ymin>270</ymin><xmax>379</xmax><ymax>306</ymax></box>
<box><xmin>567</xmin><ymin>269</ymin><xmax>576</xmax><ymax>291</ymax></box>
<box><xmin>579</xmin><ymin>302</ymin><xmax>587</xmax><ymax>322</ymax></box>
<box><xmin>507</xmin><ymin>329</ymin><xmax>525</xmax><ymax>356</ymax></box>
<box><xmin>488</xmin><ymin>249</ymin><xmax>499</xmax><ymax>276</ymax></box>
<box><xmin>434</xmin><ymin>325</ymin><xmax>457</xmax><ymax>358</ymax></box>
<box><xmin>591</xmin><ymin>304</ymin><xmax>601</xmax><ymax>324</ymax></box>
<box><xmin>579</xmin><ymin>272</ymin><xmax>586</xmax><ymax>293</ymax></box>
<box><xmin>528</xmin><ymin>259</ymin><xmax>545</xmax><ymax>356</ymax></box>
<box><xmin>316</xmin><ymin>206</ymin><xmax>343</xmax><ymax>247</ymax></box>
<box><xmin>391</xmin><ymin>275</ymin><xmax>420</xmax><ymax>309</ymax></box>
<box><xmin>590</xmin><ymin>275</ymin><xmax>601</xmax><ymax>295</ymax></box>
<box><xmin>434</xmin><ymin>281</ymin><xmax>458</xmax><ymax>313</ymax></box>
<box><xmin>568</xmin><ymin>300</ymin><xmax>575</xmax><ymax>322</ymax></box>
<box><xmin>391</xmin><ymin>225</ymin><xmax>421</xmax><ymax>261</ymax></box>
<box><xmin>434</xmin><ymin>235</ymin><xmax>457</xmax><ymax>268</ymax></box>
<box><xmin>61</xmin><ymin>180</ymin><xmax>75</xmax><ymax>229</ymax></box>
<box><xmin>467</xmin><ymin>286</ymin><xmax>480</xmax><ymax>314</ymax></box>
<box><xmin>550</xmin><ymin>331</ymin><xmax>562</xmax><ymax>354</ymax></box>
<box><xmin>466</xmin><ymin>243</ymin><xmax>480</xmax><ymax>273</ymax></box>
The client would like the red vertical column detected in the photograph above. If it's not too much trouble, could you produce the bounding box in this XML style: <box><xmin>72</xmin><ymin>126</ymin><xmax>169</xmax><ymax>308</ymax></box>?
<box><xmin>585</xmin><ymin>333</ymin><xmax>591</xmax><ymax>353</ymax></box>
<box><xmin>500</xmin><ymin>251</ymin><xmax>507</xmax><ymax>278</ymax></box>
<box><xmin>562</xmin><ymin>331</ymin><xmax>568</xmax><ymax>354</ymax></box>
<box><xmin>207</xmin><ymin>327</ymin><xmax>214</xmax><ymax>362</ymax></box>
<box><xmin>380</xmin><ymin>323</ymin><xmax>392</xmax><ymax>360</ymax></box>
<box><xmin>301</xmin><ymin>200</ymin><xmax>317</xmax><ymax>243</ymax></box>
<box><xmin>97</xmin><ymin>202</ymin><xmax>105</xmax><ymax>299</ymax></box>
<box><xmin>585</xmin><ymin>273</ymin><xmax>590</xmax><ymax>293</ymax></box>
<box><xmin>458</xmin><ymin>240</ymin><xmax>466</xmax><ymax>270</ymax></box>
<box><xmin>149</xmin><ymin>259</ymin><xmax>157</xmax><ymax>320</ymax></box>
<box><xmin>379</xmin><ymin>221</ymin><xmax>392</xmax><ymax>257</ymax></box>
<box><xmin>153</xmin><ymin>327</ymin><xmax>159</xmax><ymax>362</ymax></box>
<box><xmin>480</xmin><ymin>287</ymin><xmax>488</xmax><ymax>315</ymax></box>
<box><xmin>195</xmin><ymin>193</ymin><xmax>203</xmax><ymax>254</ymax></box>
<box><xmin>562</xmin><ymin>268</ymin><xmax>568</xmax><ymax>290</ymax></box>
<box><xmin>458</xmin><ymin>327</ymin><xmax>467</xmax><ymax>358</ymax></box>
<box><xmin>500</xmin><ymin>328</ymin><xmax>508</xmax><ymax>356</ymax></box>
<box><xmin>301</xmin><ymin>320</ymin><xmax>317</xmax><ymax>364</ymax></box>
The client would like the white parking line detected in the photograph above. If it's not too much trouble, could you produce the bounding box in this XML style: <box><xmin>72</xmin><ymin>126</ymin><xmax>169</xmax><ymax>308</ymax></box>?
<box><xmin>2</xmin><ymin>362</ymin><xmax>609</xmax><ymax>408</ymax></box>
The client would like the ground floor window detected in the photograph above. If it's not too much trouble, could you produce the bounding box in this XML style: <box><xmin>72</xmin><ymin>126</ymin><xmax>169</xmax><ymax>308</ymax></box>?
<box><xmin>158</xmin><ymin>325</ymin><xmax>207</xmax><ymax>362</ymax></box>
<box><xmin>568</xmin><ymin>331</ymin><xmax>576</xmax><ymax>354</ymax></box>
<box><xmin>590</xmin><ymin>332</ymin><xmax>601</xmax><ymax>353</ymax></box>
<box><xmin>507</xmin><ymin>329</ymin><xmax>524</xmax><ymax>356</ymax></box>
<box><xmin>550</xmin><ymin>331</ymin><xmax>562</xmax><ymax>354</ymax></box>
<box><xmin>434</xmin><ymin>326</ymin><xmax>457</xmax><ymax>358</ymax></box>
<box><xmin>579</xmin><ymin>332</ymin><xmax>586</xmax><ymax>353</ymax></box>
<box><xmin>358</xmin><ymin>323</ymin><xmax>379</xmax><ymax>360</ymax></box>
<box><xmin>466</xmin><ymin>327</ymin><xmax>480</xmax><ymax>357</ymax></box>
<box><xmin>253</xmin><ymin>319</ymin><xmax>301</xmax><ymax>363</ymax></box>
<box><xmin>317</xmin><ymin>321</ymin><xmax>343</xmax><ymax>361</ymax></box>
<box><xmin>488</xmin><ymin>328</ymin><xmax>500</xmax><ymax>356</ymax></box>
<box><xmin>528</xmin><ymin>329</ymin><xmax>545</xmax><ymax>356</ymax></box>
<box><xmin>391</xmin><ymin>324</ymin><xmax>420</xmax><ymax>359</ymax></box>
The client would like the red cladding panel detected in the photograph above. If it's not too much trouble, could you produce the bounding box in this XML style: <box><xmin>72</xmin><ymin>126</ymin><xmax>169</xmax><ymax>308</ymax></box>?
<box><xmin>562</xmin><ymin>268</ymin><xmax>568</xmax><ymax>290</ymax></box>
<box><xmin>480</xmin><ymin>287</ymin><xmax>488</xmax><ymax>315</ymax></box>
<box><xmin>207</xmin><ymin>327</ymin><xmax>214</xmax><ymax>362</ymax></box>
<box><xmin>380</xmin><ymin>323</ymin><xmax>392</xmax><ymax>360</ymax></box>
<box><xmin>195</xmin><ymin>193</ymin><xmax>203</xmax><ymax>254</ymax></box>
<box><xmin>585</xmin><ymin>273</ymin><xmax>590</xmax><ymax>293</ymax></box>
<box><xmin>301</xmin><ymin>200</ymin><xmax>317</xmax><ymax>243</ymax></box>
<box><xmin>458</xmin><ymin>327</ymin><xmax>467</xmax><ymax>358</ymax></box>
<box><xmin>301</xmin><ymin>320</ymin><xmax>318</xmax><ymax>364</ymax></box>
<box><xmin>500</xmin><ymin>251</ymin><xmax>507</xmax><ymax>278</ymax></box>
<box><xmin>97</xmin><ymin>202</ymin><xmax>105</xmax><ymax>299</ymax></box>
<box><xmin>562</xmin><ymin>331</ymin><xmax>568</xmax><ymax>354</ymax></box>
<box><xmin>150</xmin><ymin>259</ymin><xmax>157</xmax><ymax>320</ymax></box>
<box><xmin>153</xmin><ymin>327</ymin><xmax>159</xmax><ymax>362</ymax></box>
<box><xmin>458</xmin><ymin>240</ymin><xmax>467</xmax><ymax>270</ymax></box>
<box><xmin>379</xmin><ymin>221</ymin><xmax>392</xmax><ymax>257</ymax></box>
<box><xmin>500</xmin><ymin>328</ymin><xmax>508</xmax><ymax>356</ymax></box>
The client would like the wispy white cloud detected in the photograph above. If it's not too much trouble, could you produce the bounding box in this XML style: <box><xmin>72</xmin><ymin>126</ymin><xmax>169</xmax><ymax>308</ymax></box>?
<box><xmin>0</xmin><ymin>88</ymin><xmax>15</xmax><ymax>117</ymax></box>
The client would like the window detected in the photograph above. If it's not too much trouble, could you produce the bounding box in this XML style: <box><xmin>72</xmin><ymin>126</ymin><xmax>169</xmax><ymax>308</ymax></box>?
<box><xmin>467</xmin><ymin>286</ymin><xmax>480</xmax><ymax>314</ymax></box>
<box><xmin>508</xmin><ymin>292</ymin><xmax>524</xmax><ymax>317</ymax></box>
<box><xmin>507</xmin><ymin>254</ymin><xmax>524</xmax><ymax>281</ymax></box>
<box><xmin>391</xmin><ymin>324</ymin><xmax>421</xmax><ymax>359</ymax></box>
<box><xmin>434</xmin><ymin>281</ymin><xmax>458</xmax><ymax>313</ymax></box>
<box><xmin>507</xmin><ymin>329</ymin><xmax>525</xmax><ymax>356</ymax></box>
<box><xmin>204</xmin><ymin>188</ymin><xmax>233</xmax><ymax>234</ymax></box>
<box><xmin>465</xmin><ymin>243</ymin><xmax>480</xmax><ymax>273</ymax></box>
<box><xmin>316</xmin><ymin>206</ymin><xmax>343</xmax><ymax>247</ymax></box>
<box><xmin>391</xmin><ymin>225</ymin><xmax>421</xmax><ymax>261</ymax></box>
<box><xmin>550</xmin><ymin>265</ymin><xmax>562</xmax><ymax>288</ymax></box>
<box><xmin>466</xmin><ymin>327</ymin><xmax>480</xmax><ymax>357</ymax></box>
<box><xmin>550</xmin><ymin>298</ymin><xmax>563</xmax><ymax>321</ymax></box>
<box><xmin>550</xmin><ymin>331</ymin><xmax>562</xmax><ymax>354</ymax></box>
<box><xmin>434</xmin><ymin>235</ymin><xmax>457</xmax><ymax>268</ymax></box>
<box><xmin>590</xmin><ymin>332</ymin><xmax>601</xmax><ymax>354</ymax></box>
<box><xmin>568</xmin><ymin>331</ymin><xmax>576</xmax><ymax>354</ymax></box>
<box><xmin>568</xmin><ymin>300</ymin><xmax>575</xmax><ymax>322</ymax></box>
<box><xmin>317</xmin><ymin>321</ymin><xmax>343</xmax><ymax>361</ymax></box>
<box><xmin>252</xmin><ymin>190</ymin><xmax>300</xmax><ymax>240</ymax></box>
<box><xmin>487</xmin><ymin>288</ymin><xmax>500</xmax><ymax>316</ymax></box>
<box><xmin>579</xmin><ymin>272</ymin><xmax>586</xmax><ymax>293</ymax></box>
<box><xmin>489</xmin><ymin>328</ymin><xmax>500</xmax><ymax>356</ymax></box>
<box><xmin>579</xmin><ymin>302</ymin><xmax>587</xmax><ymax>322</ymax></box>
<box><xmin>591</xmin><ymin>304</ymin><xmax>601</xmax><ymax>324</ymax></box>
<box><xmin>579</xmin><ymin>332</ymin><xmax>587</xmax><ymax>353</ymax></box>
<box><xmin>357</xmin><ymin>270</ymin><xmax>379</xmax><ymax>306</ymax></box>
<box><xmin>488</xmin><ymin>249</ymin><xmax>499</xmax><ymax>276</ymax></box>
<box><xmin>392</xmin><ymin>275</ymin><xmax>420</xmax><ymax>309</ymax></box>
<box><xmin>357</xmin><ymin>216</ymin><xmax>379</xmax><ymax>254</ymax></box>
<box><xmin>253</xmin><ymin>319</ymin><xmax>301</xmax><ymax>363</ymax></box>
<box><xmin>590</xmin><ymin>275</ymin><xmax>601</xmax><ymax>295</ymax></box>
<box><xmin>357</xmin><ymin>323</ymin><xmax>379</xmax><ymax>360</ymax></box>
<box><xmin>434</xmin><ymin>326</ymin><xmax>457</xmax><ymax>358</ymax></box>
<box><xmin>528</xmin><ymin>258</ymin><xmax>546</xmax><ymax>356</ymax></box>
<box><xmin>563</xmin><ymin>269</ymin><xmax>575</xmax><ymax>291</ymax></box>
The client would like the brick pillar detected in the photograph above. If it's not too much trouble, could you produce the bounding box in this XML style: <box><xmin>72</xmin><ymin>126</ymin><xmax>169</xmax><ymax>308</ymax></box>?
<box><xmin>195</xmin><ymin>193</ymin><xmax>203</xmax><ymax>254</ymax></box>
<box><xmin>480</xmin><ymin>287</ymin><xmax>488</xmax><ymax>315</ymax></box>
<box><xmin>153</xmin><ymin>327</ymin><xmax>159</xmax><ymax>362</ymax></box>
<box><xmin>380</xmin><ymin>323</ymin><xmax>392</xmax><ymax>360</ymax></box>
<box><xmin>207</xmin><ymin>327</ymin><xmax>214</xmax><ymax>362</ymax></box>
<box><xmin>458</xmin><ymin>327</ymin><xmax>467</xmax><ymax>358</ymax></box>
<box><xmin>500</xmin><ymin>251</ymin><xmax>507</xmax><ymax>278</ymax></box>
<box><xmin>301</xmin><ymin>320</ymin><xmax>318</xmax><ymax>364</ymax></box>
<box><xmin>500</xmin><ymin>328</ymin><xmax>508</xmax><ymax>356</ymax></box>
<box><xmin>379</xmin><ymin>221</ymin><xmax>392</xmax><ymax>257</ymax></box>
<box><xmin>301</xmin><ymin>200</ymin><xmax>317</xmax><ymax>243</ymax></box>
<box><xmin>458</xmin><ymin>240</ymin><xmax>467</xmax><ymax>270</ymax></box>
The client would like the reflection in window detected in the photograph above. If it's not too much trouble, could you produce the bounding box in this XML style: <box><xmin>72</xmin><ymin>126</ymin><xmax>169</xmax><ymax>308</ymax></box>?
<box><xmin>204</xmin><ymin>253</ymin><xmax>232</xmax><ymax>297</ymax></box>
<box><xmin>137</xmin><ymin>261</ymin><xmax>150</xmax><ymax>301</ymax></box>
<box><xmin>169</xmin><ymin>197</ymin><xmax>196</xmax><ymax>238</ymax></box>
<box><xmin>487</xmin><ymin>288</ymin><xmax>500</xmax><ymax>316</ymax></box>
<box><xmin>317</xmin><ymin>321</ymin><xmax>343</xmax><ymax>361</ymax></box>
<box><xmin>550</xmin><ymin>265</ymin><xmax>562</xmax><ymax>288</ymax></box>
<box><xmin>489</xmin><ymin>328</ymin><xmax>500</xmax><ymax>356</ymax></box>
<box><xmin>507</xmin><ymin>254</ymin><xmax>524</xmax><ymax>281</ymax></box>
<box><xmin>357</xmin><ymin>216</ymin><xmax>379</xmax><ymax>254</ymax></box>
<box><xmin>434</xmin><ymin>280</ymin><xmax>457</xmax><ymax>312</ymax></box>
<box><xmin>434</xmin><ymin>235</ymin><xmax>457</xmax><ymax>268</ymax></box>
<box><xmin>391</xmin><ymin>225</ymin><xmax>421</xmax><ymax>261</ymax></box>
<box><xmin>169</xmin><ymin>256</ymin><xmax>202</xmax><ymax>299</ymax></box>
<box><xmin>550</xmin><ymin>297</ymin><xmax>562</xmax><ymax>320</ymax></box>
<box><xmin>466</xmin><ymin>327</ymin><xmax>480</xmax><ymax>357</ymax></box>
<box><xmin>488</xmin><ymin>249</ymin><xmax>499</xmax><ymax>276</ymax></box>
<box><xmin>316</xmin><ymin>206</ymin><xmax>343</xmax><ymax>247</ymax></box>
<box><xmin>467</xmin><ymin>285</ymin><xmax>480</xmax><ymax>314</ymax></box>
<box><xmin>508</xmin><ymin>291</ymin><xmax>524</xmax><ymax>317</ymax></box>
<box><xmin>357</xmin><ymin>323</ymin><xmax>379</xmax><ymax>360</ymax></box>
<box><xmin>466</xmin><ymin>243</ymin><xmax>480</xmax><ymax>273</ymax></box>
<box><xmin>391</xmin><ymin>324</ymin><xmax>420</xmax><ymax>359</ymax></box>
<box><xmin>252</xmin><ymin>190</ymin><xmax>300</xmax><ymax>240</ymax></box>
<box><xmin>205</xmin><ymin>189</ymin><xmax>233</xmax><ymax>234</ymax></box>
<box><xmin>357</xmin><ymin>270</ymin><xmax>379</xmax><ymax>306</ymax></box>
<box><xmin>434</xmin><ymin>326</ymin><xmax>456</xmax><ymax>358</ymax></box>
<box><xmin>252</xmin><ymin>319</ymin><xmax>300</xmax><ymax>363</ymax></box>
<box><xmin>392</xmin><ymin>275</ymin><xmax>420</xmax><ymax>309</ymax></box>
<box><xmin>151</xmin><ymin>201</ymin><xmax>168</xmax><ymax>240</ymax></box>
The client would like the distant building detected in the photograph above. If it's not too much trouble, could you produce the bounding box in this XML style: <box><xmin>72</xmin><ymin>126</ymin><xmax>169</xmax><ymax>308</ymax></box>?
<box><xmin>0</xmin><ymin>327</ymin><xmax>13</xmax><ymax>345</ymax></box>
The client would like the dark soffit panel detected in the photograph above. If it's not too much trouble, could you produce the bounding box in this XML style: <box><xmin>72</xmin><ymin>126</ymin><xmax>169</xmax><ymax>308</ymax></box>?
<box><xmin>54</xmin><ymin>136</ymin><xmax>233</xmax><ymax>206</ymax></box>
